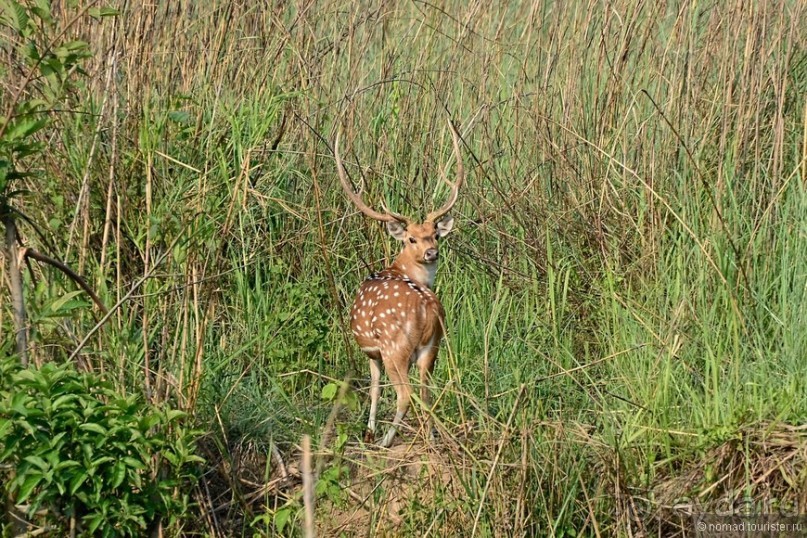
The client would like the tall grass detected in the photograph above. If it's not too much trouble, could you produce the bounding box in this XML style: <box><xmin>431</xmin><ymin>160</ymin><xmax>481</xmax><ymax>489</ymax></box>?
<box><xmin>2</xmin><ymin>0</ymin><xmax>806</xmax><ymax>535</ymax></box>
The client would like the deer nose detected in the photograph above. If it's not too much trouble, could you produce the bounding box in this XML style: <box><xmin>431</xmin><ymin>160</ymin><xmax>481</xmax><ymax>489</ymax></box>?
<box><xmin>424</xmin><ymin>248</ymin><xmax>439</xmax><ymax>262</ymax></box>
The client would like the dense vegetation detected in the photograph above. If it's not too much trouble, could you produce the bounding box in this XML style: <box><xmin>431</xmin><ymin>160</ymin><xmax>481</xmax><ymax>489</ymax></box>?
<box><xmin>1</xmin><ymin>0</ymin><xmax>806</xmax><ymax>535</ymax></box>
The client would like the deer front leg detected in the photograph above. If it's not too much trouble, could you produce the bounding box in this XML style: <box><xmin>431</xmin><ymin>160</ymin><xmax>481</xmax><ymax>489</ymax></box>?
<box><xmin>379</xmin><ymin>359</ymin><xmax>412</xmax><ymax>448</ymax></box>
<box><xmin>365</xmin><ymin>358</ymin><xmax>382</xmax><ymax>442</ymax></box>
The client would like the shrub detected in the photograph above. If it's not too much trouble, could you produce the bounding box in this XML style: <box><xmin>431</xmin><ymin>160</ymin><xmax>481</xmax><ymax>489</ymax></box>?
<box><xmin>0</xmin><ymin>357</ymin><xmax>203</xmax><ymax>537</ymax></box>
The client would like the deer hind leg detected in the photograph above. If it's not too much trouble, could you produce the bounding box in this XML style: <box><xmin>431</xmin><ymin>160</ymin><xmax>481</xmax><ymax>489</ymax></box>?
<box><xmin>365</xmin><ymin>358</ymin><xmax>382</xmax><ymax>442</ymax></box>
<box><xmin>379</xmin><ymin>351</ymin><xmax>414</xmax><ymax>448</ymax></box>
<box><xmin>416</xmin><ymin>341</ymin><xmax>439</xmax><ymax>442</ymax></box>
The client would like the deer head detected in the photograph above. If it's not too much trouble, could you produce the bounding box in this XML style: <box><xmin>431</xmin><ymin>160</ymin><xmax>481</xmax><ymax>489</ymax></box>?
<box><xmin>335</xmin><ymin>119</ymin><xmax>464</xmax><ymax>287</ymax></box>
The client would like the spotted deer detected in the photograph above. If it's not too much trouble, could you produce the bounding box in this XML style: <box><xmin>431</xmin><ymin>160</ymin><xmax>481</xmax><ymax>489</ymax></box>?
<box><xmin>335</xmin><ymin>120</ymin><xmax>464</xmax><ymax>447</ymax></box>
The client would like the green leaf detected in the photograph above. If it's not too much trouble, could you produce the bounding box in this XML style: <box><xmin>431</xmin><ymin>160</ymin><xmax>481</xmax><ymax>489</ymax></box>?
<box><xmin>29</xmin><ymin>0</ymin><xmax>50</xmax><ymax>17</ymax></box>
<box><xmin>11</xmin><ymin>391</ymin><xmax>31</xmax><ymax>415</ymax></box>
<box><xmin>81</xmin><ymin>441</ymin><xmax>93</xmax><ymax>462</ymax></box>
<box><xmin>16</xmin><ymin>473</ymin><xmax>42</xmax><ymax>503</ymax></box>
<box><xmin>110</xmin><ymin>461</ymin><xmax>125</xmax><ymax>488</ymax></box>
<box><xmin>165</xmin><ymin>409</ymin><xmax>187</xmax><ymax>421</ymax></box>
<box><xmin>0</xmin><ymin>443</ymin><xmax>17</xmax><ymax>462</ymax></box>
<box><xmin>90</xmin><ymin>456</ymin><xmax>114</xmax><ymax>468</ymax></box>
<box><xmin>23</xmin><ymin>41</ymin><xmax>39</xmax><ymax>63</ymax></box>
<box><xmin>274</xmin><ymin>507</ymin><xmax>293</xmax><ymax>533</ymax></box>
<box><xmin>122</xmin><ymin>456</ymin><xmax>146</xmax><ymax>470</ymax></box>
<box><xmin>54</xmin><ymin>460</ymin><xmax>80</xmax><ymax>472</ymax></box>
<box><xmin>321</xmin><ymin>382</ymin><xmax>338</xmax><ymax>401</ymax></box>
<box><xmin>88</xmin><ymin>6</ymin><xmax>119</xmax><ymax>18</ymax></box>
<box><xmin>47</xmin><ymin>434</ymin><xmax>66</xmax><ymax>454</ymax></box>
<box><xmin>13</xmin><ymin>368</ymin><xmax>38</xmax><ymax>383</ymax></box>
<box><xmin>2</xmin><ymin>0</ymin><xmax>29</xmax><ymax>35</ymax></box>
<box><xmin>52</xmin><ymin>393</ymin><xmax>79</xmax><ymax>410</ymax></box>
<box><xmin>139</xmin><ymin>414</ymin><xmax>162</xmax><ymax>430</ymax></box>
<box><xmin>163</xmin><ymin>450</ymin><xmax>178</xmax><ymax>466</ymax></box>
<box><xmin>335</xmin><ymin>431</ymin><xmax>348</xmax><ymax>450</ymax></box>
<box><xmin>23</xmin><ymin>455</ymin><xmax>48</xmax><ymax>471</ymax></box>
<box><xmin>10</xmin><ymin>141</ymin><xmax>44</xmax><ymax>160</ymax></box>
<box><xmin>0</xmin><ymin>418</ymin><xmax>10</xmax><ymax>438</ymax></box>
<box><xmin>18</xmin><ymin>98</ymin><xmax>48</xmax><ymax>111</ymax></box>
<box><xmin>68</xmin><ymin>470</ymin><xmax>88</xmax><ymax>495</ymax></box>
<box><xmin>29</xmin><ymin>2</ymin><xmax>52</xmax><ymax>24</ymax></box>
<box><xmin>49</xmin><ymin>289</ymin><xmax>85</xmax><ymax>313</ymax></box>
<box><xmin>79</xmin><ymin>422</ymin><xmax>107</xmax><ymax>435</ymax></box>
<box><xmin>129</xmin><ymin>469</ymin><xmax>142</xmax><ymax>489</ymax></box>
<box><xmin>5</xmin><ymin>117</ymin><xmax>48</xmax><ymax>141</ymax></box>
<box><xmin>85</xmin><ymin>512</ymin><xmax>104</xmax><ymax>534</ymax></box>
<box><xmin>63</xmin><ymin>40</ymin><xmax>89</xmax><ymax>52</ymax></box>
<box><xmin>168</xmin><ymin>110</ymin><xmax>191</xmax><ymax>125</ymax></box>
<box><xmin>54</xmin><ymin>40</ymin><xmax>90</xmax><ymax>62</ymax></box>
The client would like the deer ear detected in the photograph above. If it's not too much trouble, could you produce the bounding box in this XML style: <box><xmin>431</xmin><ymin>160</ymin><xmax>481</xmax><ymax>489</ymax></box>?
<box><xmin>435</xmin><ymin>215</ymin><xmax>454</xmax><ymax>237</ymax></box>
<box><xmin>386</xmin><ymin>220</ymin><xmax>408</xmax><ymax>240</ymax></box>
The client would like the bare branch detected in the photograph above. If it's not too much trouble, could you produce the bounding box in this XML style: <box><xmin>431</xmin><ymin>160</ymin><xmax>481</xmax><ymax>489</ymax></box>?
<box><xmin>23</xmin><ymin>248</ymin><xmax>109</xmax><ymax>315</ymax></box>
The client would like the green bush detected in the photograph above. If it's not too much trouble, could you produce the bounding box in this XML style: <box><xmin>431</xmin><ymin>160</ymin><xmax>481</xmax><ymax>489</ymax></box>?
<box><xmin>0</xmin><ymin>357</ymin><xmax>203</xmax><ymax>537</ymax></box>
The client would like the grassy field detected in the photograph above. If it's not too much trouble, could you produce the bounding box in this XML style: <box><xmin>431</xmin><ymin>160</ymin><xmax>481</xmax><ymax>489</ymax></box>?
<box><xmin>2</xmin><ymin>0</ymin><xmax>807</xmax><ymax>536</ymax></box>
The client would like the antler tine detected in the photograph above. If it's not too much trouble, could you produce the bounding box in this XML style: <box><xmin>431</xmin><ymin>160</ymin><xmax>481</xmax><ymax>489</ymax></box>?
<box><xmin>426</xmin><ymin>118</ymin><xmax>464</xmax><ymax>223</ymax></box>
<box><xmin>380</xmin><ymin>202</ymin><xmax>412</xmax><ymax>225</ymax></box>
<box><xmin>335</xmin><ymin>128</ymin><xmax>410</xmax><ymax>224</ymax></box>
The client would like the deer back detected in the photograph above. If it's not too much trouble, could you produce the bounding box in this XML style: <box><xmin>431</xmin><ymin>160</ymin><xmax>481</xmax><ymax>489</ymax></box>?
<box><xmin>350</xmin><ymin>269</ymin><xmax>444</xmax><ymax>358</ymax></box>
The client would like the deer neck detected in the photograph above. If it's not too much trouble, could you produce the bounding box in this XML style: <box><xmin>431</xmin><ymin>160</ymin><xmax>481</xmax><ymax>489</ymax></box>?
<box><xmin>391</xmin><ymin>251</ymin><xmax>437</xmax><ymax>289</ymax></box>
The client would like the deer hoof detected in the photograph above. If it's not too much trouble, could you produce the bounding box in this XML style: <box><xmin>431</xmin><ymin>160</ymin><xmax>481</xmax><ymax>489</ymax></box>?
<box><xmin>379</xmin><ymin>428</ymin><xmax>396</xmax><ymax>448</ymax></box>
<box><xmin>364</xmin><ymin>430</ymin><xmax>375</xmax><ymax>443</ymax></box>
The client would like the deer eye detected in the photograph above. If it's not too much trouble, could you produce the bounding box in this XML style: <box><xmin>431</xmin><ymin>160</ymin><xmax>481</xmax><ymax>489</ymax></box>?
<box><xmin>408</xmin><ymin>237</ymin><xmax>417</xmax><ymax>244</ymax></box>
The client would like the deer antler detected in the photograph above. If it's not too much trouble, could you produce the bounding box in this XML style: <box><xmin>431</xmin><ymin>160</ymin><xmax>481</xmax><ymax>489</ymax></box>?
<box><xmin>335</xmin><ymin>129</ymin><xmax>411</xmax><ymax>224</ymax></box>
<box><xmin>426</xmin><ymin>118</ymin><xmax>464</xmax><ymax>223</ymax></box>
